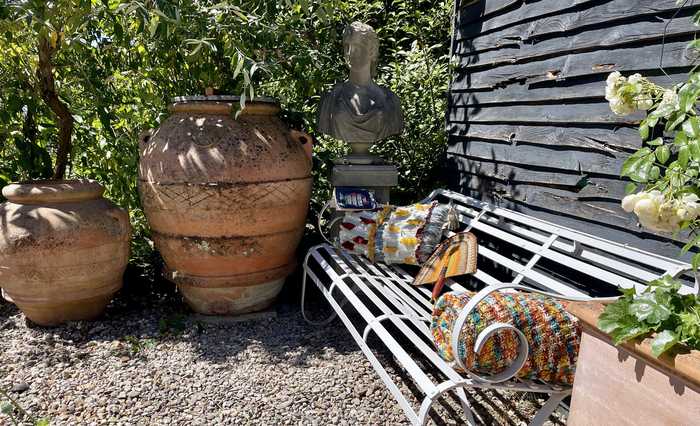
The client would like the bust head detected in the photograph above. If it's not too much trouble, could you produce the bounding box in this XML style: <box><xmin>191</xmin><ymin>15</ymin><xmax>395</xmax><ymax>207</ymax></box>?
<box><xmin>343</xmin><ymin>22</ymin><xmax>379</xmax><ymax>78</ymax></box>
<box><xmin>317</xmin><ymin>21</ymin><xmax>403</xmax><ymax>159</ymax></box>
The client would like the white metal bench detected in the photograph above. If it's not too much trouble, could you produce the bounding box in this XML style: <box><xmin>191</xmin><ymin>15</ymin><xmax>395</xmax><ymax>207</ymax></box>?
<box><xmin>300</xmin><ymin>189</ymin><xmax>697</xmax><ymax>425</ymax></box>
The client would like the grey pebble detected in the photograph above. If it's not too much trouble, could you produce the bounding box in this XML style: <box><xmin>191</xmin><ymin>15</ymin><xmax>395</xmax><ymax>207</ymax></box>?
<box><xmin>11</xmin><ymin>382</ymin><xmax>29</xmax><ymax>393</ymax></box>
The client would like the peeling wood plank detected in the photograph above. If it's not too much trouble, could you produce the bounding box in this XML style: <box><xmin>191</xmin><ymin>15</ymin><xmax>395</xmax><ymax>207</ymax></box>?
<box><xmin>450</xmin><ymin>72</ymin><xmax>691</xmax><ymax>105</ymax></box>
<box><xmin>456</xmin><ymin>0</ymin><xmax>597</xmax><ymax>41</ymax></box>
<box><xmin>522</xmin><ymin>190</ymin><xmax>643</xmax><ymax>230</ymax></box>
<box><xmin>458</xmin><ymin>0</ymin><xmax>521</xmax><ymax>26</ymax></box>
<box><xmin>447</xmin><ymin>123</ymin><xmax>642</xmax><ymax>152</ymax></box>
<box><xmin>452</xmin><ymin>40</ymin><xmax>695</xmax><ymax>90</ymax></box>
<box><xmin>462</xmin><ymin>0</ymin><xmax>692</xmax><ymax>51</ymax></box>
<box><xmin>449</xmin><ymin>155</ymin><xmax>588</xmax><ymax>187</ymax></box>
<box><xmin>443</xmin><ymin>166</ymin><xmax>689</xmax><ymax>252</ymax></box>
<box><xmin>446</xmin><ymin>171</ymin><xmax>646</xmax><ymax>233</ymax></box>
<box><xmin>577</xmin><ymin>177</ymin><xmax>630</xmax><ymax>201</ymax></box>
<box><xmin>457</xmin><ymin>13</ymin><xmax>699</xmax><ymax>69</ymax></box>
<box><xmin>448</xmin><ymin>102</ymin><xmax>645</xmax><ymax>125</ymax></box>
<box><xmin>447</xmin><ymin>142</ymin><xmax>628</xmax><ymax>176</ymax></box>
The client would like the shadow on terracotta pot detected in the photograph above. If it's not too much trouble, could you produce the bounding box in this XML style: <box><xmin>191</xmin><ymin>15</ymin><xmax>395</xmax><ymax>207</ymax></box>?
<box><xmin>137</xmin><ymin>96</ymin><xmax>312</xmax><ymax>315</ymax></box>
<box><xmin>0</xmin><ymin>179</ymin><xmax>131</xmax><ymax>326</ymax></box>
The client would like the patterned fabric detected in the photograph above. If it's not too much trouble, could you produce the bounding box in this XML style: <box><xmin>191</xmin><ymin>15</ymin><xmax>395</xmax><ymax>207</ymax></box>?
<box><xmin>338</xmin><ymin>207</ymin><xmax>390</xmax><ymax>260</ymax></box>
<box><xmin>338</xmin><ymin>202</ymin><xmax>450</xmax><ymax>265</ymax></box>
<box><xmin>431</xmin><ymin>291</ymin><xmax>581</xmax><ymax>385</ymax></box>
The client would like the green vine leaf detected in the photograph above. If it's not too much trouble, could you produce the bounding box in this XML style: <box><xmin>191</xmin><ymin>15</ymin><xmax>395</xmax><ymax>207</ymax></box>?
<box><xmin>693</xmin><ymin>253</ymin><xmax>700</xmax><ymax>271</ymax></box>
<box><xmin>655</xmin><ymin>144</ymin><xmax>671</xmax><ymax>164</ymax></box>
<box><xmin>630</xmin><ymin>292</ymin><xmax>672</xmax><ymax>324</ymax></box>
<box><xmin>682</xmin><ymin>116</ymin><xmax>700</xmax><ymax>139</ymax></box>
<box><xmin>651</xmin><ymin>330</ymin><xmax>678</xmax><ymax>357</ymax></box>
<box><xmin>647</xmin><ymin>137</ymin><xmax>663</xmax><ymax>146</ymax></box>
<box><xmin>678</xmin><ymin>145</ymin><xmax>690</xmax><ymax>168</ymax></box>
<box><xmin>639</xmin><ymin>122</ymin><xmax>649</xmax><ymax>140</ymax></box>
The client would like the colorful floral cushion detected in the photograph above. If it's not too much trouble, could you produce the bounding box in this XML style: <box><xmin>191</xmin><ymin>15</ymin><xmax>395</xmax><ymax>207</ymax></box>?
<box><xmin>431</xmin><ymin>291</ymin><xmax>581</xmax><ymax>385</ymax></box>
<box><xmin>338</xmin><ymin>202</ymin><xmax>450</xmax><ymax>265</ymax></box>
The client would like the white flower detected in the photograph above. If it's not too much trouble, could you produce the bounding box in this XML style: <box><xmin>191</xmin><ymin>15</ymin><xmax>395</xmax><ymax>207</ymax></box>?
<box><xmin>628</xmin><ymin>73</ymin><xmax>644</xmax><ymax>85</ymax></box>
<box><xmin>680</xmin><ymin>194</ymin><xmax>700</xmax><ymax>221</ymax></box>
<box><xmin>655</xmin><ymin>89</ymin><xmax>680</xmax><ymax>118</ymax></box>
<box><xmin>621</xmin><ymin>193</ymin><xmax>642</xmax><ymax>212</ymax></box>
<box><xmin>628</xmin><ymin>74</ymin><xmax>653</xmax><ymax>110</ymax></box>
<box><xmin>634</xmin><ymin>197</ymin><xmax>659</xmax><ymax>222</ymax></box>
<box><xmin>609</xmin><ymin>97</ymin><xmax>635</xmax><ymax>115</ymax></box>
<box><xmin>677</xmin><ymin>208</ymin><xmax>694</xmax><ymax>221</ymax></box>
<box><xmin>628</xmin><ymin>191</ymin><xmax>681</xmax><ymax>233</ymax></box>
<box><xmin>636</xmin><ymin>95</ymin><xmax>654</xmax><ymax>111</ymax></box>
<box><xmin>606</xmin><ymin>72</ymin><xmax>656</xmax><ymax>114</ymax></box>
<box><xmin>664</xmin><ymin>89</ymin><xmax>679</xmax><ymax>105</ymax></box>
<box><xmin>605</xmin><ymin>72</ymin><xmax>624</xmax><ymax>101</ymax></box>
<box><xmin>624</xmin><ymin>190</ymin><xmax>698</xmax><ymax>233</ymax></box>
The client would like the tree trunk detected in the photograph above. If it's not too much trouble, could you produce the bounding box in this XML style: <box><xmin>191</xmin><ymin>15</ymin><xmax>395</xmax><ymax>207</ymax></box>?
<box><xmin>37</xmin><ymin>32</ymin><xmax>73</xmax><ymax>180</ymax></box>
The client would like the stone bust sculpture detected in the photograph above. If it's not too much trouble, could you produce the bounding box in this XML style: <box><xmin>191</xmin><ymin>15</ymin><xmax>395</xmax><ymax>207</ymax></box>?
<box><xmin>317</xmin><ymin>22</ymin><xmax>404</xmax><ymax>158</ymax></box>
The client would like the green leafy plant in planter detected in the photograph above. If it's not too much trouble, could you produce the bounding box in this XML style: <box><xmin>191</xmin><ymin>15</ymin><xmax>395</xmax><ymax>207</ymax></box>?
<box><xmin>598</xmin><ymin>8</ymin><xmax>700</xmax><ymax>356</ymax></box>
<box><xmin>598</xmin><ymin>276</ymin><xmax>700</xmax><ymax>357</ymax></box>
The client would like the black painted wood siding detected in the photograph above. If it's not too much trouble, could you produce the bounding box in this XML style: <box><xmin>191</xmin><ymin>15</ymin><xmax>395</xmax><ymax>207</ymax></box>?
<box><xmin>445</xmin><ymin>0</ymin><xmax>700</xmax><ymax>257</ymax></box>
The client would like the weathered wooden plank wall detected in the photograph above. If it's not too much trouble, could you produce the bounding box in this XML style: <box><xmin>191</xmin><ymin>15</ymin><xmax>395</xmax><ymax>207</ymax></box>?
<box><xmin>445</xmin><ymin>0</ymin><xmax>700</xmax><ymax>256</ymax></box>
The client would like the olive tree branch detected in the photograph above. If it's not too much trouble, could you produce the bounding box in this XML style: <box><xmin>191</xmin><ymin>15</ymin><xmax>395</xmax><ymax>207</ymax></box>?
<box><xmin>37</xmin><ymin>31</ymin><xmax>74</xmax><ymax>180</ymax></box>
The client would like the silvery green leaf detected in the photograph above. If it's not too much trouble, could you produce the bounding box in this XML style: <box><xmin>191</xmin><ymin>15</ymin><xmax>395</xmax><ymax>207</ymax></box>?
<box><xmin>630</xmin><ymin>292</ymin><xmax>671</xmax><ymax>324</ymax></box>
<box><xmin>651</xmin><ymin>330</ymin><xmax>678</xmax><ymax>357</ymax></box>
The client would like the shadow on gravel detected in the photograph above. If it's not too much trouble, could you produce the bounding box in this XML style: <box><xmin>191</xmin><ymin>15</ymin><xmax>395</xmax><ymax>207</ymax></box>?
<box><xmin>0</xmin><ymin>249</ymin><xmax>363</xmax><ymax>367</ymax></box>
<box><xmin>0</xmin><ymin>242</ymin><xmax>566</xmax><ymax>425</ymax></box>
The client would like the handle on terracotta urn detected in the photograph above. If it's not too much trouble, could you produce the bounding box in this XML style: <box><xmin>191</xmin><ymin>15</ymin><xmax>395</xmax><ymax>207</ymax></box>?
<box><xmin>289</xmin><ymin>129</ymin><xmax>313</xmax><ymax>161</ymax></box>
<box><xmin>139</xmin><ymin>129</ymin><xmax>153</xmax><ymax>151</ymax></box>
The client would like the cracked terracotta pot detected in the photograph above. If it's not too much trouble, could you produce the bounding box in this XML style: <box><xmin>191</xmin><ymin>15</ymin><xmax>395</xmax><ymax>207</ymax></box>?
<box><xmin>138</xmin><ymin>96</ymin><xmax>312</xmax><ymax>315</ymax></box>
<box><xmin>0</xmin><ymin>180</ymin><xmax>131</xmax><ymax>326</ymax></box>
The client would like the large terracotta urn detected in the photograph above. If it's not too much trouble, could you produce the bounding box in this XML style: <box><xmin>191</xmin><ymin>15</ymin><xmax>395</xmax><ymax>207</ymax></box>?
<box><xmin>138</xmin><ymin>96</ymin><xmax>312</xmax><ymax>315</ymax></box>
<box><xmin>0</xmin><ymin>180</ymin><xmax>131</xmax><ymax>326</ymax></box>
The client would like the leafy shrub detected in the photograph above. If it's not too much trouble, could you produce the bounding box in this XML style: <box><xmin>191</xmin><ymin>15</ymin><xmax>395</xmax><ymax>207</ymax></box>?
<box><xmin>0</xmin><ymin>0</ymin><xmax>453</xmax><ymax>262</ymax></box>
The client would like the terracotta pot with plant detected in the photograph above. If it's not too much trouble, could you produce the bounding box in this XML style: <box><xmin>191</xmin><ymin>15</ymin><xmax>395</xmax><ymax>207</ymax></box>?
<box><xmin>0</xmin><ymin>8</ymin><xmax>131</xmax><ymax>326</ymax></box>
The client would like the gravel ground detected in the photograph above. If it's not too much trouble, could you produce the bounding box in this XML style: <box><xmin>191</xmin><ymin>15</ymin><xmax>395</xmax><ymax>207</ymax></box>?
<box><xmin>0</xmin><ymin>265</ymin><xmax>568</xmax><ymax>425</ymax></box>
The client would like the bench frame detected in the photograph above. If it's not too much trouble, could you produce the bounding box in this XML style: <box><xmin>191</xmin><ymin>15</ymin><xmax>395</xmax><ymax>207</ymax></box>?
<box><xmin>300</xmin><ymin>189</ymin><xmax>697</xmax><ymax>425</ymax></box>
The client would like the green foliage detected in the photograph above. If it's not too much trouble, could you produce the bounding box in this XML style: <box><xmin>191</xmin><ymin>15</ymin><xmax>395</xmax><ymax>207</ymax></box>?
<box><xmin>598</xmin><ymin>276</ymin><xmax>700</xmax><ymax>357</ymax></box>
<box><xmin>123</xmin><ymin>335</ymin><xmax>156</xmax><ymax>356</ymax></box>
<box><xmin>0</xmin><ymin>387</ymin><xmax>50</xmax><ymax>425</ymax></box>
<box><xmin>603</xmin><ymin>9</ymin><xmax>700</xmax><ymax>357</ymax></box>
<box><xmin>158</xmin><ymin>313</ymin><xmax>187</xmax><ymax>336</ymax></box>
<box><xmin>1</xmin><ymin>0</ymin><xmax>452</xmax><ymax>259</ymax></box>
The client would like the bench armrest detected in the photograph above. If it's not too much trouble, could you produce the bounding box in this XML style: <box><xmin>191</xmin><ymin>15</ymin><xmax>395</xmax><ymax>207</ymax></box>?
<box><xmin>449</xmin><ymin>283</ymin><xmax>618</xmax><ymax>384</ymax></box>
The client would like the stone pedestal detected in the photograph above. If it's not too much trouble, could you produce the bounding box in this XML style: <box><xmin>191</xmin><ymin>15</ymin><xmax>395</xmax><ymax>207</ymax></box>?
<box><xmin>332</xmin><ymin>164</ymin><xmax>398</xmax><ymax>204</ymax></box>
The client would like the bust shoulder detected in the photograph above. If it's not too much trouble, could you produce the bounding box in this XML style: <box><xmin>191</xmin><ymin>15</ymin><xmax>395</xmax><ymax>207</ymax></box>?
<box><xmin>317</xmin><ymin>84</ymin><xmax>344</xmax><ymax>135</ymax></box>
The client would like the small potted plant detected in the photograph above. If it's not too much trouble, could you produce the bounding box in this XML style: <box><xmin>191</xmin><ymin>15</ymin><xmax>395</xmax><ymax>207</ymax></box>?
<box><xmin>567</xmin><ymin>24</ymin><xmax>700</xmax><ymax>424</ymax></box>
<box><xmin>0</xmin><ymin>2</ymin><xmax>131</xmax><ymax>326</ymax></box>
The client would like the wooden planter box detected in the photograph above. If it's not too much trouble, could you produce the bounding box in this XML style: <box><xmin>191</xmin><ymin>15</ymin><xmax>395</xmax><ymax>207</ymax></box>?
<box><xmin>567</xmin><ymin>302</ymin><xmax>700</xmax><ymax>425</ymax></box>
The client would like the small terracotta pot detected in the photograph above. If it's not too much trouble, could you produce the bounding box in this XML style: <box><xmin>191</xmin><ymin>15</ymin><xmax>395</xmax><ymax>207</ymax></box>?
<box><xmin>0</xmin><ymin>180</ymin><xmax>131</xmax><ymax>326</ymax></box>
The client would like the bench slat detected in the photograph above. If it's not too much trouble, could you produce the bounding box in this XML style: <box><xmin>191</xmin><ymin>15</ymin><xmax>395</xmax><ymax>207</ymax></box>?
<box><xmin>433</xmin><ymin>189</ymin><xmax>689</xmax><ymax>273</ymax></box>
<box><xmin>328</xmin><ymin>249</ymin><xmax>480</xmax><ymax>388</ymax></box>
<box><xmin>311</xmin><ymin>248</ymin><xmax>440</xmax><ymax>395</ymax></box>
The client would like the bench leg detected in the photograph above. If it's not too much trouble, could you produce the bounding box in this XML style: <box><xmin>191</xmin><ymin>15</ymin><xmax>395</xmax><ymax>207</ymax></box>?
<box><xmin>300</xmin><ymin>264</ymin><xmax>339</xmax><ymax>326</ymax></box>
<box><xmin>418</xmin><ymin>383</ymin><xmax>478</xmax><ymax>426</ymax></box>
<box><xmin>529</xmin><ymin>391</ymin><xmax>569</xmax><ymax>426</ymax></box>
